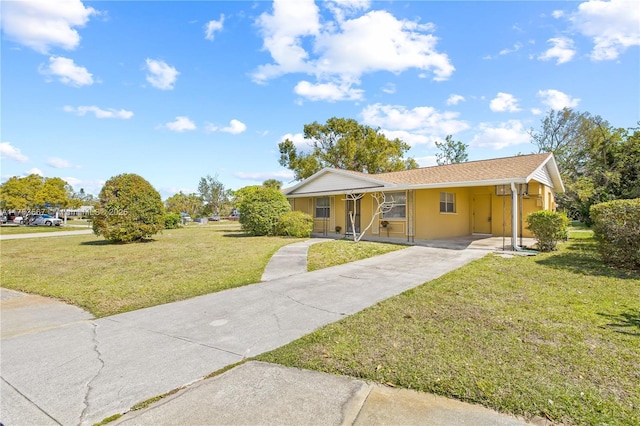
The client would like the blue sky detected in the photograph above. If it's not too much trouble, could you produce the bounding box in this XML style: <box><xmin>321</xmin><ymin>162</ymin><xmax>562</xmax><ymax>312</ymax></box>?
<box><xmin>1</xmin><ymin>0</ymin><xmax>639</xmax><ymax>198</ymax></box>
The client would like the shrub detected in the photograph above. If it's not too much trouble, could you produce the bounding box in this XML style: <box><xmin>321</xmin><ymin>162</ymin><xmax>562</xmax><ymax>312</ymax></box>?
<box><xmin>590</xmin><ymin>198</ymin><xmax>640</xmax><ymax>269</ymax></box>
<box><xmin>164</xmin><ymin>213</ymin><xmax>181</xmax><ymax>229</ymax></box>
<box><xmin>238</xmin><ymin>186</ymin><xmax>290</xmax><ymax>236</ymax></box>
<box><xmin>525</xmin><ymin>210</ymin><xmax>569</xmax><ymax>252</ymax></box>
<box><xmin>276</xmin><ymin>211</ymin><xmax>313</xmax><ymax>238</ymax></box>
<box><xmin>92</xmin><ymin>174</ymin><xmax>165</xmax><ymax>243</ymax></box>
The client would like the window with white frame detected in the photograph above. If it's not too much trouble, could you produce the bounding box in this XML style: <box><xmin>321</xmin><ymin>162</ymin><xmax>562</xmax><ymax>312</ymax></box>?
<box><xmin>315</xmin><ymin>197</ymin><xmax>330</xmax><ymax>218</ymax></box>
<box><xmin>382</xmin><ymin>192</ymin><xmax>406</xmax><ymax>219</ymax></box>
<box><xmin>440</xmin><ymin>192</ymin><xmax>456</xmax><ymax>213</ymax></box>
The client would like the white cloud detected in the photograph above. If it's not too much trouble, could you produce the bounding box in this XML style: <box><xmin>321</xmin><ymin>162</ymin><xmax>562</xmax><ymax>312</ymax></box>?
<box><xmin>531</xmin><ymin>108</ymin><xmax>543</xmax><ymax>115</ymax></box>
<box><xmin>40</xmin><ymin>56</ymin><xmax>93</xmax><ymax>87</ymax></box>
<box><xmin>0</xmin><ymin>142</ymin><xmax>28</xmax><ymax>162</ymax></box>
<box><xmin>279</xmin><ymin>132</ymin><xmax>308</xmax><ymax>149</ymax></box>
<box><xmin>26</xmin><ymin>168</ymin><xmax>44</xmax><ymax>176</ymax></box>
<box><xmin>552</xmin><ymin>10</ymin><xmax>565</xmax><ymax>19</ymax></box>
<box><xmin>206</xmin><ymin>119</ymin><xmax>247</xmax><ymax>134</ymax></box>
<box><xmin>538</xmin><ymin>37</ymin><xmax>576</xmax><ymax>64</ymax></box>
<box><xmin>62</xmin><ymin>176</ymin><xmax>82</xmax><ymax>187</ymax></box>
<box><xmin>571</xmin><ymin>0</ymin><xmax>640</xmax><ymax>61</ymax></box>
<box><xmin>360</xmin><ymin>103</ymin><xmax>469</xmax><ymax>146</ymax></box>
<box><xmin>145</xmin><ymin>59</ymin><xmax>179</xmax><ymax>90</ymax></box>
<box><xmin>46</xmin><ymin>157</ymin><xmax>73</xmax><ymax>168</ymax></box>
<box><xmin>0</xmin><ymin>0</ymin><xmax>97</xmax><ymax>53</ymax></box>
<box><xmin>381</xmin><ymin>83</ymin><xmax>396</xmax><ymax>94</ymax></box>
<box><xmin>205</xmin><ymin>14</ymin><xmax>225</xmax><ymax>41</ymax></box>
<box><xmin>294</xmin><ymin>80</ymin><xmax>364</xmax><ymax>102</ymax></box>
<box><xmin>222</xmin><ymin>119</ymin><xmax>247</xmax><ymax>134</ymax></box>
<box><xmin>378</xmin><ymin>129</ymin><xmax>432</xmax><ymax>146</ymax></box>
<box><xmin>253</xmin><ymin>2</ymin><xmax>454</xmax><ymax>101</ymax></box>
<box><xmin>489</xmin><ymin>92</ymin><xmax>521</xmax><ymax>113</ymax></box>
<box><xmin>537</xmin><ymin>89</ymin><xmax>581</xmax><ymax>110</ymax></box>
<box><xmin>499</xmin><ymin>42</ymin><xmax>523</xmax><ymax>56</ymax></box>
<box><xmin>469</xmin><ymin>120</ymin><xmax>530</xmax><ymax>150</ymax></box>
<box><xmin>325</xmin><ymin>0</ymin><xmax>371</xmax><ymax>22</ymax></box>
<box><xmin>64</xmin><ymin>105</ymin><xmax>133</xmax><ymax>119</ymax></box>
<box><xmin>233</xmin><ymin>170</ymin><xmax>295</xmax><ymax>181</ymax></box>
<box><xmin>165</xmin><ymin>116</ymin><xmax>196</xmax><ymax>132</ymax></box>
<box><xmin>412</xmin><ymin>155</ymin><xmax>438</xmax><ymax>167</ymax></box>
<box><xmin>446</xmin><ymin>94</ymin><xmax>465</xmax><ymax>106</ymax></box>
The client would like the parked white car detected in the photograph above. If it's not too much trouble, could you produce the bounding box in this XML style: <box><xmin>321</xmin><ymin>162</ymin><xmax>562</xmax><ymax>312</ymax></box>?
<box><xmin>30</xmin><ymin>214</ymin><xmax>62</xmax><ymax>226</ymax></box>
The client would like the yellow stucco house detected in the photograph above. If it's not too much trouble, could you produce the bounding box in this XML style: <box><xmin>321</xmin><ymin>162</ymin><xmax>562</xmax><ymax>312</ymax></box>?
<box><xmin>283</xmin><ymin>153</ymin><xmax>564</xmax><ymax>249</ymax></box>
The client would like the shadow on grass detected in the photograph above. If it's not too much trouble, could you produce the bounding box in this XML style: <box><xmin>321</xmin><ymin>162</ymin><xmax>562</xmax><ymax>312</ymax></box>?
<box><xmin>80</xmin><ymin>238</ymin><xmax>157</xmax><ymax>246</ymax></box>
<box><xmin>599</xmin><ymin>309</ymin><xmax>640</xmax><ymax>336</ymax></box>
<box><xmin>535</xmin><ymin>239</ymin><xmax>639</xmax><ymax>280</ymax></box>
<box><xmin>221</xmin><ymin>232</ymin><xmax>251</xmax><ymax>238</ymax></box>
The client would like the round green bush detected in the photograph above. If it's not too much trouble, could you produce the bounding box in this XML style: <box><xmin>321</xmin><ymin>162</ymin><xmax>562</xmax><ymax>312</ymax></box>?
<box><xmin>164</xmin><ymin>213</ymin><xmax>181</xmax><ymax>229</ymax></box>
<box><xmin>525</xmin><ymin>210</ymin><xmax>569</xmax><ymax>252</ymax></box>
<box><xmin>276</xmin><ymin>211</ymin><xmax>313</xmax><ymax>238</ymax></box>
<box><xmin>238</xmin><ymin>186</ymin><xmax>290</xmax><ymax>236</ymax></box>
<box><xmin>92</xmin><ymin>173</ymin><xmax>165</xmax><ymax>242</ymax></box>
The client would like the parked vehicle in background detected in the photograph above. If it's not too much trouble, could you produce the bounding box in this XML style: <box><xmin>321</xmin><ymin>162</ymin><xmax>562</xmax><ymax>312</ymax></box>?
<box><xmin>208</xmin><ymin>215</ymin><xmax>221</xmax><ymax>221</ymax></box>
<box><xmin>30</xmin><ymin>214</ymin><xmax>63</xmax><ymax>226</ymax></box>
<box><xmin>227</xmin><ymin>208</ymin><xmax>240</xmax><ymax>220</ymax></box>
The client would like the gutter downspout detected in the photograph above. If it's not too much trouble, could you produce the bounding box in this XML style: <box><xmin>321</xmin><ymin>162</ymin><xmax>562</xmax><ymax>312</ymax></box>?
<box><xmin>510</xmin><ymin>182</ymin><xmax>519</xmax><ymax>251</ymax></box>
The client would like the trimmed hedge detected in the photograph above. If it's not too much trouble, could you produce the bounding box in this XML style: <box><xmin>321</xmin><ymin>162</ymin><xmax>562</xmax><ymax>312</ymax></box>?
<box><xmin>525</xmin><ymin>210</ymin><xmax>569</xmax><ymax>252</ymax></box>
<box><xmin>276</xmin><ymin>211</ymin><xmax>313</xmax><ymax>238</ymax></box>
<box><xmin>590</xmin><ymin>198</ymin><xmax>640</xmax><ymax>269</ymax></box>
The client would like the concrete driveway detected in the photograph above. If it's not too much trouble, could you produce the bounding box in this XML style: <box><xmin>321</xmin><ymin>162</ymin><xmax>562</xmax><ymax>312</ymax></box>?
<box><xmin>1</xmin><ymin>245</ymin><xmax>489</xmax><ymax>425</ymax></box>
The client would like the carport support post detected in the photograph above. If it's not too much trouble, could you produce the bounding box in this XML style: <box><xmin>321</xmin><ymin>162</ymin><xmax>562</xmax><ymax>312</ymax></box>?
<box><xmin>510</xmin><ymin>182</ymin><xmax>519</xmax><ymax>251</ymax></box>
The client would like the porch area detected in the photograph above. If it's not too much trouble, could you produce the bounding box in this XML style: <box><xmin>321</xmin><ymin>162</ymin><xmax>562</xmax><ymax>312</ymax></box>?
<box><xmin>310</xmin><ymin>233</ymin><xmax>538</xmax><ymax>252</ymax></box>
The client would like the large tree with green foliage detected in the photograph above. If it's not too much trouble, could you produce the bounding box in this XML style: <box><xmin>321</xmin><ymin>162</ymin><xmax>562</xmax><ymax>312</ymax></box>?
<box><xmin>198</xmin><ymin>174</ymin><xmax>230</xmax><ymax>216</ymax></box>
<box><xmin>434</xmin><ymin>135</ymin><xmax>469</xmax><ymax>165</ymax></box>
<box><xmin>92</xmin><ymin>173</ymin><xmax>165</xmax><ymax>243</ymax></box>
<box><xmin>530</xmin><ymin>109</ymin><xmax>640</xmax><ymax>223</ymax></box>
<box><xmin>278</xmin><ymin>117</ymin><xmax>418</xmax><ymax>181</ymax></box>
<box><xmin>263</xmin><ymin>179</ymin><xmax>282</xmax><ymax>190</ymax></box>
<box><xmin>0</xmin><ymin>174</ymin><xmax>75</xmax><ymax>211</ymax></box>
<box><xmin>165</xmin><ymin>191</ymin><xmax>203</xmax><ymax>217</ymax></box>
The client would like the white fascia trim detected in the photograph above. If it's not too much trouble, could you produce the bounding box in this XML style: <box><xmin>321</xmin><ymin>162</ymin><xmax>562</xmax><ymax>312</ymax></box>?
<box><xmin>286</xmin><ymin>184</ymin><xmax>395</xmax><ymax>198</ymax></box>
<box><xmin>528</xmin><ymin>154</ymin><xmax>565</xmax><ymax>192</ymax></box>
<box><xmin>283</xmin><ymin>168</ymin><xmax>393</xmax><ymax>196</ymax></box>
<box><xmin>405</xmin><ymin>178</ymin><xmax>528</xmax><ymax>191</ymax></box>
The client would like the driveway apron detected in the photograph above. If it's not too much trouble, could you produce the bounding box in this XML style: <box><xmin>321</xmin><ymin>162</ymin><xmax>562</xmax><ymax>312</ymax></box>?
<box><xmin>1</xmin><ymin>245</ymin><xmax>489</xmax><ymax>425</ymax></box>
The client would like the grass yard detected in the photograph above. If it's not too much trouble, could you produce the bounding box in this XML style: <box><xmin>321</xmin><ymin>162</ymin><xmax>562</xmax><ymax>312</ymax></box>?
<box><xmin>307</xmin><ymin>239</ymin><xmax>406</xmax><ymax>271</ymax></box>
<box><xmin>0</xmin><ymin>223</ymin><xmax>298</xmax><ymax>317</ymax></box>
<box><xmin>257</xmin><ymin>233</ymin><xmax>640</xmax><ymax>425</ymax></box>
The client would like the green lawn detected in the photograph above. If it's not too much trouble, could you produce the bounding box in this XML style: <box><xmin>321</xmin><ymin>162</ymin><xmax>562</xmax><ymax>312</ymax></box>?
<box><xmin>307</xmin><ymin>239</ymin><xmax>406</xmax><ymax>271</ymax></box>
<box><xmin>257</xmin><ymin>234</ymin><xmax>640</xmax><ymax>425</ymax></box>
<box><xmin>0</xmin><ymin>223</ymin><xmax>299</xmax><ymax>317</ymax></box>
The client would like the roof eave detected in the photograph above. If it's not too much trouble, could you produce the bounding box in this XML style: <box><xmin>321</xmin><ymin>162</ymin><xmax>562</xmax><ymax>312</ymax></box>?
<box><xmin>527</xmin><ymin>153</ymin><xmax>566</xmax><ymax>192</ymax></box>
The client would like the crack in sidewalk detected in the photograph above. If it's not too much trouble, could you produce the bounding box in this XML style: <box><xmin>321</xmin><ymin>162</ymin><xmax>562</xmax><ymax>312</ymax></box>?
<box><xmin>78</xmin><ymin>322</ymin><xmax>105</xmax><ymax>425</ymax></box>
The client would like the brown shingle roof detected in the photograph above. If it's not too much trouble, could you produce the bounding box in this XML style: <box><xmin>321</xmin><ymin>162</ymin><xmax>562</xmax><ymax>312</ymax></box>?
<box><xmin>338</xmin><ymin>153</ymin><xmax>551</xmax><ymax>185</ymax></box>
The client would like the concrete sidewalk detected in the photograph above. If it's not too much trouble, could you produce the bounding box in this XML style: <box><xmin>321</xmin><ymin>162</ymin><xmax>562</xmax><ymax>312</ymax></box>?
<box><xmin>1</xmin><ymin>242</ymin><xmax>531</xmax><ymax>426</ymax></box>
<box><xmin>112</xmin><ymin>361</ymin><xmax>528</xmax><ymax>426</ymax></box>
<box><xmin>0</xmin><ymin>229</ymin><xmax>93</xmax><ymax>240</ymax></box>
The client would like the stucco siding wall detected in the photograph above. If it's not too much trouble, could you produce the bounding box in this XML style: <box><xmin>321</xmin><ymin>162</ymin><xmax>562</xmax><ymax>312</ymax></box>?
<box><xmin>413</xmin><ymin>188</ymin><xmax>471</xmax><ymax>240</ymax></box>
